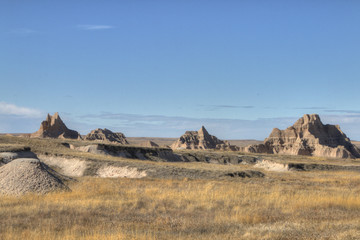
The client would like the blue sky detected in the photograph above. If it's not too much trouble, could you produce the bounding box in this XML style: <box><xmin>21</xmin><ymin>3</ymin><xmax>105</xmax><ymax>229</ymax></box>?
<box><xmin>1</xmin><ymin>1</ymin><xmax>360</xmax><ymax>140</ymax></box>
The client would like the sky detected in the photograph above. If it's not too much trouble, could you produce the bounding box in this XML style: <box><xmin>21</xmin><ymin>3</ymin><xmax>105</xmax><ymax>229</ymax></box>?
<box><xmin>1</xmin><ymin>1</ymin><xmax>360</xmax><ymax>140</ymax></box>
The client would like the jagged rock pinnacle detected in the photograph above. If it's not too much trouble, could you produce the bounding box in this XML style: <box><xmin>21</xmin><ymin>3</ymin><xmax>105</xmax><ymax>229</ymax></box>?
<box><xmin>31</xmin><ymin>113</ymin><xmax>81</xmax><ymax>140</ymax></box>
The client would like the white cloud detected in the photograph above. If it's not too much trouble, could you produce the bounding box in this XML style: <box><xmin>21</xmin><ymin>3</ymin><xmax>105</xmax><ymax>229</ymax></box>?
<box><xmin>0</xmin><ymin>102</ymin><xmax>42</xmax><ymax>118</ymax></box>
<box><xmin>77</xmin><ymin>25</ymin><xmax>114</xmax><ymax>30</ymax></box>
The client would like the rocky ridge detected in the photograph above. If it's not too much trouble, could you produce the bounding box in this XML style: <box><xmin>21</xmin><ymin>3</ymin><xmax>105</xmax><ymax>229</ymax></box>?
<box><xmin>84</xmin><ymin>128</ymin><xmax>129</xmax><ymax>144</ymax></box>
<box><xmin>245</xmin><ymin>114</ymin><xmax>360</xmax><ymax>159</ymax></box>
<box><xmin>171</xmin><ymin>126</ymin><xmax>239</xmax><ymax>151</ymax></box>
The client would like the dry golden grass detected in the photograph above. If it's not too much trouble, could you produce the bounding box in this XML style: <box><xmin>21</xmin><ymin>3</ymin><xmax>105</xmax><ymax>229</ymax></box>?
<box><xmin>1</xmin><ymin>170</ymin><xmax>360</xmax><ymax>240</ymax></box>
<box><xmin>2</xmin><ymin>135</ymin><xmax>360</xmax><ymax>239</ymax></box>
<box><xmin>0</xmin><ymin>143</ymin><xmax>29</xmax><ymax>152</ymax></box>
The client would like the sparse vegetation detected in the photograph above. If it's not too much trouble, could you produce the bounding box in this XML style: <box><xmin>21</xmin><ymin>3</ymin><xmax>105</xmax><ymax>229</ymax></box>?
<box><xmin>1</xmin><ymin>135</ymin><xmax>360</xmax><ymax>239</ymax></box>
<box><xmin>1</xmin><ymin>171</ymin><xmax>360</xmax><ymax>239</ymax></box>
<box><xmin>0</xmin><ymin>143</ymin><xmax>29</xmax><ymax>153</ymax></box>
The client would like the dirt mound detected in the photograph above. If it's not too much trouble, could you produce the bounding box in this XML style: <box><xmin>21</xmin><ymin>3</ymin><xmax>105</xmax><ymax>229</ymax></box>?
<box><xmin>171</xmin><ymin>126</ymin><xmax>239</xmax><ymax>151</ymax></box>
<box><xmin>31</xmin><ymin>112</ymin><xmax>81</xmax><ymax>140</ymax></box>
<box><xmin>139</xmin><ymin>140</ymin><xmax>159</xmax><ymax>148</ymax></box>
<box><xmin>245</xmin><ymin>114</ymin><xmax>360</xmax><ymax>159</ymax></box>
<box><xmin>0</xmin><ymin>158</ymin><xmax>69</xmax><ymax>195</ymax></box>
<box><xmin>84</xmin><ymin>128</ymin><xmax>129</xmax><ymax>144</ymax></box>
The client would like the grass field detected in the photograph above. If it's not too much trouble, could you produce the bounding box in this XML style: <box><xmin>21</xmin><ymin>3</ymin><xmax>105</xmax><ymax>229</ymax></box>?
<box><xmin>1</xmin><ymin>171</ymin><xmax>360</xmax><ymax>239</ymax></box>
<box><xmin>1</xmin><ymin>135</ymin><xmax>360</xmax><ymax>239</ymax></box>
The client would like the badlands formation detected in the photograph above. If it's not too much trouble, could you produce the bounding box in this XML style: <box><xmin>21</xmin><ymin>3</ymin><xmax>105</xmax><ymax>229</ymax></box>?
<box><xmin>31</xmin><ymin>112</ymin><xmax>81</xmax><ymax>139</ymax></box>
<box><xmin>84</xmin><ymin>128</ymin><xmax>129</xmax><ymax>144</ymax></box>
<box><xmin>22</xmin><ymin>112</ymin><xmax>360</xmax><ymax>159</ymax></box>
<box><xmin>245</xmin><ymin>114</ymin><xmax>360</xmax><ymax>159</ymax></box>
<box><xmin>1</xmin><ymin>112</ymin><xmax>360</xmax><ymax>196</ymax></box>
<box><xmin>171</xmin><ymin>126</ymin><xmax>239</xmax><ymax>151</ymax></box>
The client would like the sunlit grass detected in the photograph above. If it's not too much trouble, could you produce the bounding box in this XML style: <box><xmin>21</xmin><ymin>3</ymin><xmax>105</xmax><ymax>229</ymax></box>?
<box><xmin>1</xmin><ymin>135</ymin><xmax>360</xmax><ymax>239</ymax></box>
<box><xmin>1</xmin><ymin>173</ymin><xmax>360</xmax><ymax>239</ymax></box>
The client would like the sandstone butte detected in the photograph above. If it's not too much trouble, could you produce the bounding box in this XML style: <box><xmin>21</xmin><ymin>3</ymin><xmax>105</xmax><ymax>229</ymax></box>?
<box><xmin>245</xmin><ymin>114</ymin><xmax>360</xmax><ymax>159</ymax></box>
<box><xmin>84</xmin><ymin>128</ymin><xmax>129</xmax><ymax>144</ymax></box>
<box><xmin>30</xmin><ymin>112</ymin><xmax>81</xmax><ymax>140</ymax></box>
<box><xmin>171</xmin><ymin>126</ymin><xmax>239</xmax><ymax>151</ymax></box>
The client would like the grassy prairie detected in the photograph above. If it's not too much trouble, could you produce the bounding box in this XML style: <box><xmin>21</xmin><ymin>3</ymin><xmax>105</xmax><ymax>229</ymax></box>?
<box><xmin>1</xmin><ymin>171</ymin><xmax>360</xmax><ymax>240</ymax></box>
<box><xmin>1</xmin><ymin>135</ymin><xmax>360</xmax><ymax>239</ymax></box>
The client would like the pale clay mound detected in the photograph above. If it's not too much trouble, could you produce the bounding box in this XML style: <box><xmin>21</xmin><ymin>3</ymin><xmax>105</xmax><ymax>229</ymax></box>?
<box><xmin>254</xmin><ymin>160</ymin><xmax>289</xmax><ymax>172</ymax></box>
<box><xmin>96</xmin><ymin>166</ymin><xmax>147</xmax><ymax>178</ymax></box>
<box><xmin>0</xmin><ymin>158</ymin><xmax>69</xmax><ymax>195</ymax></box>
<box><xmin>39</xmin><ymin>155</ymin><xmax>146</xmax><ymax>178</ymax></box>
<box><xmin>38</xmin><ymin>155</ymin><xmax>87</xmax><ymax>177</ymax></box>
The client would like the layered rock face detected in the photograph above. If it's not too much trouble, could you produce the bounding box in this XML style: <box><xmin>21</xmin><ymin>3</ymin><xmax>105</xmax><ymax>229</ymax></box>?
<box><xmin>31</xmin><ymin>113</ymin><xmax>81</xmax><ymax>139</ymax></box>
<box><xmin>245</xmin><ymin>114</ymin><xmax>360</xmax><ymax>159</ymax></box>
<box><xmin>171</xmin><ymin>126</ymin><xmax>239</xmax><ymax>151</ymax></box>
<box><xmin>84</xmin><ymin>128</ymin><xmax>129</xmax><ymax>144</ymax></box>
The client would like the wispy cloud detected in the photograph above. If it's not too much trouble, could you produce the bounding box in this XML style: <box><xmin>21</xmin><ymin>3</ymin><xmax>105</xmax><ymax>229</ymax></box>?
<box><xmin>76</xmin><ymin>112</ymin><xmax>296</xmax><ymax>139</ymax></box>
<box><xmin>10</xmin><ymin>28</ymin><xmax>37</xmax><ymax>35</ymax></box>
<box><xmin>2</xmin><ymin>108</ymin><xmax>360</xmax><ymax>140</ymax></box>
<box><xmin>198</xmin><ymin>104</ymin><xmax>255</xmax><ymax>111</ymax></box>
<box><xmin>213</xmin><ymin>105</ymin><xmax>254</xmax><ymax>109</ymax></box>
<box><xmin>77</xmin><ymin>25</ymin><xmax>114</xmax><ymax>30</ymax></box>
<box><xmin>74</xmin><ymin>111</ymin><xmax>360</xmax><ymax>140</ymax></box>
<box><xmin>324</xmin><ymin>109</ymin><xmax>360</xmax><ymax>114</ymax></box>
<box><xmin>294</xmin><ymin>107</ymin><xmax>329</xmax><ymax>110</ymax></box>
<box><xmin>0</xmin><ymin>102</ymin><xmax>42</xmax><ymax>118</ymax></box>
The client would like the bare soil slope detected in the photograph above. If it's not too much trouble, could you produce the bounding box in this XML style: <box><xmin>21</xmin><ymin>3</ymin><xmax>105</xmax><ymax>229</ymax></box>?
<box><xmin>0</xmin><ymin>158</ymin><xmax>69</xmax><ymax>195</ymax></box>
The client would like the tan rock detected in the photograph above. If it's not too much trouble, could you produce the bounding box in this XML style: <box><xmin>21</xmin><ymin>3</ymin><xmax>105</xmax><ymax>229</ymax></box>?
<box><xmin>31</xmin><ymin>112</ymin><xmax>81</xmax><ymax>140</ymax></box>
<box><xmin>245</xmin><ymin>114</ymin><xmax>360</xmax><ymax>159</ymax></box>
<box><xmin>171</xmin><ymin>126</ymin><xmax>239</xmax><ymax>151</ymax></box>
<box><xmin>84</xmin><ymin>128</ymin><xmax>128</xmax><ymax>144</ymax></box>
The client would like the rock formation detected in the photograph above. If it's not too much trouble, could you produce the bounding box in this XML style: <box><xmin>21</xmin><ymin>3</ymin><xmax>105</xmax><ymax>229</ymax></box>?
<box><xmin>0</xmin><ymin>158</ymin><xmax>69</xmax><ymax>195</ymax></box>
<box><xmin>171</xmin><ymin>126</ymin><xmax>239</xmax><ymax>151</ymax></box>
<box><xmin>245</xmin><ymin>114</ymin><xmax>360</xmax><ymax>159</ymax></box>
<box><xmin>84</xmin><ymin>128</ymin><xmax>129</xmax><ymax>144</ymax></box>
<box><xmin>31</xmin><ymin>112</ymin><xmax>81</xmax><ymax>139</ymax></box>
